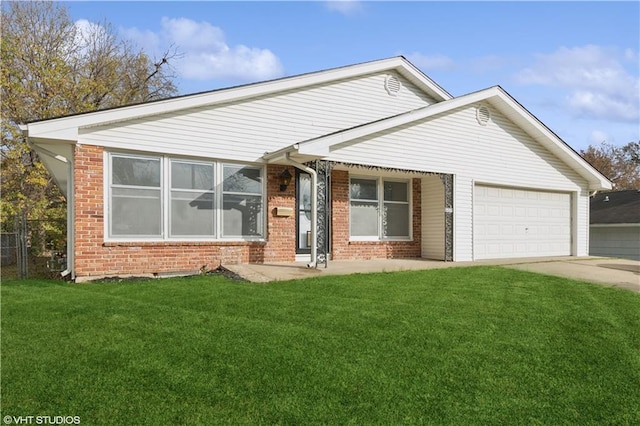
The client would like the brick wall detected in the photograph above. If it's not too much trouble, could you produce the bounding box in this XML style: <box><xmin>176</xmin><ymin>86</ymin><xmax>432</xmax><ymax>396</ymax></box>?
<box><xmin>73</xmin><ymin>145</ymin><xmax>296</xmax><ymax>280</ymax></box>
<box><xmin>330</xmin><ymin>170</ymin><xmax>421</xmax><ymax>260</ymax></box>
<box><xmin>72</xmin><ymin>145</ymin><xmax>422</xmax><ymax>280</ymax></box>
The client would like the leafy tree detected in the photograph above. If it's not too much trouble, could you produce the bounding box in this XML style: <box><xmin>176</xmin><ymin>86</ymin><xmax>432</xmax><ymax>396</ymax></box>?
<box><xmin>1</xmin><ymin>1</ymin><xmax>177</xmax><ymax>252</ymax></box>
<box><xmin>580</xmin><ymin>141</ymin><xmax>640</xmax><ymax>190</ymax></box>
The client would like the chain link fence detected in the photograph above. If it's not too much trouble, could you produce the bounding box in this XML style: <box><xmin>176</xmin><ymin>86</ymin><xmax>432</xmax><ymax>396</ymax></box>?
<box><xmin>1</xmin><ymin>213</ymin><xmax>67</xmax><ymax>279</ymax></box>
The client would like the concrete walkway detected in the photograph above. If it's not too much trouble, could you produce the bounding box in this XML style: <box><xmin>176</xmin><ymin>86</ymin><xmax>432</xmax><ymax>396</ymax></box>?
<box><xmin>223</xmin><ymin>256</ymin><xmax>640</xmax><ymax>293</ymax></box>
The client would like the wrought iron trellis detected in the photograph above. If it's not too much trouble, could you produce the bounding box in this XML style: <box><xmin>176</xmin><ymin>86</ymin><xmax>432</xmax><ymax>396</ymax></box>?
<box><xmin>440</xmin><ymin>174</ymin><xmax>454</xmax><ymax>262</ymax></box>
<box><xmin>307</xmin><ymin>160</ymin><xmax>454</xmax><ymax>265</ymax></box>
<box><xmin>311</xmin><ymin>160</ymin><xmax>333</xmax><ymax>268</ymax></box>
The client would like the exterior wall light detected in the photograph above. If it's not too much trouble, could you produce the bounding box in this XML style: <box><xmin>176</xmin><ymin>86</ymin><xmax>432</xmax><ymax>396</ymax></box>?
<box><xmin>279</xmin><ymin>169</ymin><xmax>292</xmax><ymax>191</ymax></box>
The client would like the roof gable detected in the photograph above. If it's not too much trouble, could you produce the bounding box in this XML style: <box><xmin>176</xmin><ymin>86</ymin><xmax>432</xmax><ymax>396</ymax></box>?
<box><xmin>23</xmin><ymin>56</ymin><xmax>451</xmax><ymax>143</ymax></box>
<box><xmin>277</xmin><ymin>86</ymin><xmax>611</xmax><ymax>191</ymax></box>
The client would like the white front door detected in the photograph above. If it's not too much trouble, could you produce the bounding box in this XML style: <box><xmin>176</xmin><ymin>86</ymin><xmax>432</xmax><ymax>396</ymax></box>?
<box><xmin>296</xmin><ymin>172</ymin><xmax>312</xmax><ymax>254</ymax></box>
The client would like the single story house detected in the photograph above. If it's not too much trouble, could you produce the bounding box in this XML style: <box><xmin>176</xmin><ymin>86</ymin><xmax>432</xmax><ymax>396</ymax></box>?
<box><xmin>23</xmin><ymin>56</ymin><xmax>611</xmax><ymax>281</ymax></box>
<box><xmin>590</xmin><ymin>190</ymin><xmax>640</xmax><ymax>260</ymax></box>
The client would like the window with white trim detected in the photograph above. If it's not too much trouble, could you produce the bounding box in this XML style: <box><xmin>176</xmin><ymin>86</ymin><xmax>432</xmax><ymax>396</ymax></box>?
<box><xmin>110</xmin><ymin>154</ymin><xmax>162</xmax><ymax>237</ymax></box>
<box><xmin>222</xmin><ymin>165</ymin><xmax>263</xmax><ymax>237</ymax></box>
<box><xmin>107</xmin><ymin>153</ymin><xmax>264</xmax><ymax>240</ymax></box>
<box><xmin>349</xmin><ymin>177</ymin><xmax>410</xmax><ymax>240</ymax></box>
<box><xmin>170</xmin><ymin>160</ymin><xmax>215</xmax><ymax>237</ymax></box>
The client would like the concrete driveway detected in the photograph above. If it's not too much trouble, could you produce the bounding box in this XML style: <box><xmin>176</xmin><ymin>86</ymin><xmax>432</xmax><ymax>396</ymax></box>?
<box><xmin>501</xmin><ymin>257</ymin><xmax>640</xmax><ymax>293</ymax></box>
<box><xmin>223</xmin><ymin>256</ymin><xmax>640</xmax><ymax>292</ymax></box>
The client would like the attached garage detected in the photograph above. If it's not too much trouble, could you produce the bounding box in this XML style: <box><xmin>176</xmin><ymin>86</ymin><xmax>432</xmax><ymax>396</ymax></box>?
<box><xmin>474</xmin><ymin>185</ymin><xmax>571</xmax><ymax>260</ymax></box>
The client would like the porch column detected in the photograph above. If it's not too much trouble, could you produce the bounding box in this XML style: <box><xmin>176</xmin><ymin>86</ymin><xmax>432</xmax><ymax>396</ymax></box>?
<box><xmin>312</xmin><ymin>160</ymin><xmax>333</xmax><ymax>267</ymax></box>
<box><xmin>440</xmin><ymin>174</ymin><xmax>454</xmax><ymax>261</ymax></box>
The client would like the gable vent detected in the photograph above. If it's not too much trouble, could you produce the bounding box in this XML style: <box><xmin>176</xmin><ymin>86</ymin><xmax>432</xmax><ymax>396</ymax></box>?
<box><xmin>476</xmin><ymin>104</ymin><xmax>491</xmax><ymax>126</ymax></box>
<box><xmin>385</xmin><ymin>75</ymin><xmax>402</xmax><ymax>96</ymax></box>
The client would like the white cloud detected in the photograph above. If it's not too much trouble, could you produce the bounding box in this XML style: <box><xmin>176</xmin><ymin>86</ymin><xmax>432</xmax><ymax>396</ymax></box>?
<box><xmin>72</xmin><ymin>19</ymin><xmax>114</xmax><ymax>57</ymax></box>
<box><xmin>120</xmin><ymin>17</ymin><xmax>284</xmax><ymax>83</ymax></box>
<box><xmin>405</xmin><ymin>52</ymin><xmax>455</xmax><ymax>71</ymax></box>
<box><xmin>120</xmin><ymin>26</ymin><xmax>161</xmax><ymax>56</ymax></box>
<box><xmin>588</xmin><ymin>130</ymin><xmax>612</xmax><ymax>146</ymax></box>
<box><xmin>515</xmin><ymin>45</ymin><xmax>639</xmax><ymax>122</ymax></box>
<box><xmin>326</xmin><ymin>1</ymin><xmax>363</xmax><ymax>15</ymax></box>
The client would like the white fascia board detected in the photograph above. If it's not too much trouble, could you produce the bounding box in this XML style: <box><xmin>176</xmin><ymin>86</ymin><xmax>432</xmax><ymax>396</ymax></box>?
<box><xmin>24</xmin><ymin>57</ymin><xmax>451</xmax><ymax>144</ymax></box>
<box><xmin>395</xmin><ymin>58</ymin><xmax>452</xmax><ymax>101</ymax></box>
<box><xmin>490</xmin><ymin>88</ymin><xmax>612</xmax><ymax>191</ymax></box>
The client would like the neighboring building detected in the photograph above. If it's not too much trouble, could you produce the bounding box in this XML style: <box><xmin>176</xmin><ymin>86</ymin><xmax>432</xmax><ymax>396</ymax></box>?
<box><xmin>22</xmin><ymin>57</ymin><xmax>611</xmax><ymax>281</ymax></box>
<box><xmin>590</xmin><ymin>190</ymin><xmax>640</xmax><ymax>260</ymax></box>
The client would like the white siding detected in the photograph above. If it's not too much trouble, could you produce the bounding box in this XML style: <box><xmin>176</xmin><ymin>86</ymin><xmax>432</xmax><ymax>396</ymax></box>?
<box><xmin>327</xmin><ymin>106</ymin><xmax>590</xmax><ymax>261</ymax></box>
<box><xmin>327</xmin><ymin>105</ymin><xmax>585</xmax><ymax>191</ymax></box>
<box><xmin>575</xmin><ymin>190</ymin><xmax>590</xmax><ymax>256</ymax></box>
<box><xmin>590</xmin><ymin>226</ymin><xmax>640</xmax><ymax>260</ymax></box>
<box><xmin>80</xmin><ymin>72</ymin><xmax>435</xmax><ymax>163</ymax></box>
<box><xmin>455</xmin><ymin>176</ymin><xmax>474</xmax><ymax>261</ymax></box>
<box><xmin>421</xmin><ymin>175</ymin><xmax>444</xmax><ymax>260</ymax></box>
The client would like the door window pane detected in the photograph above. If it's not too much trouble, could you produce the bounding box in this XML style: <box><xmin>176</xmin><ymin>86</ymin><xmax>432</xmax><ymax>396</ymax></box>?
<box><xmin>298</xmin><ymin>173</ymin><xmax>312</xmax><ymax>251</ymax></box>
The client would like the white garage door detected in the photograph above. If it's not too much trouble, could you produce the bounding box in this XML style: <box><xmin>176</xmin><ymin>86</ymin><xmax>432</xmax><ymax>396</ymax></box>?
<box><xmin>474</xmin><ymin>185</ymin><xmax>571</xmax><ymax>260</ymax></box>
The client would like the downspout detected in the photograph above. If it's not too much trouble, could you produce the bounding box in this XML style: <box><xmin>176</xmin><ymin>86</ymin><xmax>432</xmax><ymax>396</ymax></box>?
<box><xmin>285</xmin><ymin>153</ymin><xmax>318</xmax><ymax>268</ymax></box>
<box><xmin>26</xmin><ymin>143</ymin><xmax>74</xmax><ymax>278</ymax></box>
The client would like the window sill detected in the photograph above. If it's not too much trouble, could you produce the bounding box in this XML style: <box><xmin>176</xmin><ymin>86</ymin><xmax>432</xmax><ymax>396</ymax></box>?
<box><xmin>348</xmin><ymin>239</ymin><xmax>413</xmax><ymax>244</ymax></box>
<box><xmin>103</xmin><ymin>240</ymin><xmax>267</xmax><ymax>247</ymax></box>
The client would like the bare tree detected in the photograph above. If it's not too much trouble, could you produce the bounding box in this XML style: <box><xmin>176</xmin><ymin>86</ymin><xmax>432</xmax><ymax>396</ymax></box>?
<box><xmin>581</xmin><ymin>141</ymin><xmax>640</xmax><ymax>190</ymax></box>
<box><xmin>1</xmin><ymin>1</ymin><xmax>178</xmax><ymax>245</ymax></box>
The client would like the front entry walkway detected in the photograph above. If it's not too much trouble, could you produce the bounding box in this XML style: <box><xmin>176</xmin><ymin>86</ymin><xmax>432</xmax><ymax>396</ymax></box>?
<box><xmin>222</xmin><ymin>256</ymin><xmax>640</xmax><ymax>293</ymax></box>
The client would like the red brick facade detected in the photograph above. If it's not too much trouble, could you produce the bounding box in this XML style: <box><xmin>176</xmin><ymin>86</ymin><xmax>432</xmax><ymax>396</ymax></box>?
<box><xmin>72</xmin><ymin>145</ymin><xmax>422</xmax><ymax>280</ymax></box>
<box><xmin>330</xmin><ymin>170</ymin><xmax>421</xmax><ymax>260</ymax></box>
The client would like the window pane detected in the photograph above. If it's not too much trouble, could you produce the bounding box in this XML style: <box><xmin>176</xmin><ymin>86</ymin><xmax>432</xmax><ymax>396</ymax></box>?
<box><xmin>112</xmin><ymin>156</ymin><xmax>160</xmax><ymax>187</ymax></box>
<box><xmin>384</xmin><ymin>203</ymin><xmax>409</xmax><ymax>237</ymax></box>
<box><xmin>350</xmin><ymin>201</ymin><xmax>378</xmax><ymax>236</ymax></box>
<box><xmin>171</xmin><ymin>191</ymin><xmax>214</xmax><ymax>236</ymax></box>
<box><xmin>384</xmin><ymin>181</ymin><xmax>408</xmax><ymax>202</ymax></box>
<box><xmin>350</xmin><ymin>179</ymin><xmax>377</xmax><ymax>200</ymax></box>
<box><xmin>171</xmin><ymin>162</ymin><xmax>214</xmax><ymax>190</ymax></box>
<box><xmin>111</xmin><ymin>187</ymin><xmax>161</xmax><ymax>236</ymax></box>
<box><xmin>223</xmin><ymin>166</ymin><xmax>262</xmax><ymax>193</ymax></box>
<box><xmin>222</xmin><ymin>194</ymin><xmax>263</xmax><ymax>237</ymax></box>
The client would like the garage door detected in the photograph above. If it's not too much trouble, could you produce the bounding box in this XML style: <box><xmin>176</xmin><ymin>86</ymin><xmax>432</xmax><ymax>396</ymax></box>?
<box><xmin>474</xmin><ymin>185</ymin><xmax>571</xmax><ymax>259</ymax></box>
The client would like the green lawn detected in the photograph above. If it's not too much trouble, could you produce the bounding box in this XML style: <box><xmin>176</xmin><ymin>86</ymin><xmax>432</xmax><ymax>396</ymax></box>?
<box><xmin>2</xmin><ymin>267</ymin><xmax>639</xmax><ymax>425</ymax></box>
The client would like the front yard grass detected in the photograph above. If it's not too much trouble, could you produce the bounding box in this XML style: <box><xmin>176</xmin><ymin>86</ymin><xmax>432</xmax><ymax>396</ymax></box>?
<box><xmin>2</xmin><ymin>266</ymin><xmax>639</xmax><ymax>425</ymax></box>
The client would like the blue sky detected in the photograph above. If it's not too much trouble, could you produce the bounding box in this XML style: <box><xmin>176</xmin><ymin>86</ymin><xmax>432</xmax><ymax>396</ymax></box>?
<box><xmin>63</xmin><ymin>1</ymin><xmax>639</xmax><ymax>152</ymax></box>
